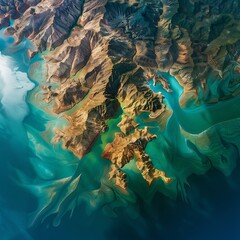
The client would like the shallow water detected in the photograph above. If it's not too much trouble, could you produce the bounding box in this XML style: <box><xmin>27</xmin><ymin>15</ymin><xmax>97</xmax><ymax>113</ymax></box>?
<box><xmin>0</xmin><ymin>28</ymin><xmax>240</xmax><ymax>240</ymax></box>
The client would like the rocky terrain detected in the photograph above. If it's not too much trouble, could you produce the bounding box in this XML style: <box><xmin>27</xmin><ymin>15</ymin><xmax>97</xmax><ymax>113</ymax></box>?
<box><xmin>1</xmin><ymin>0</ymin><xmax>240</xmax><ymax>188</ymax></box>
<box><xmin>0</xmin><ymin>0</ymin><xmax>40</xmax><ymax>29</ymax></box>
<box><xmin>102</xmin><ymin>127</ymin><xmax>172</xmax><ymax>189</ymax></box>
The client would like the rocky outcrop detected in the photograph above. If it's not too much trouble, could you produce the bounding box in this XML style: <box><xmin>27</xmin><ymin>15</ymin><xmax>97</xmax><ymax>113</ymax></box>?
<box><xmin>117</xmin><ymin>114</ymin><xmax>139</xmax><ymax>135</ymax></box>
<box><xmin>0</xmin><ymin>0</ymin><xmax>40</xmax><ymax>29</ymax></box>
<box><xmin>5</xmin><ymin>0</ymin><xmax>84</xmax><ymax>54</ymax></box>
<box><xmin>102</xmin><ymin>127</ymin><xmax>172</xmax><ymax>189</ymax></box>
<box><xmin>108</xmin><ymin>164</ymin><xmax>127</xmax><ymax>190</ymax></box>
<box><xmin>53</xmin><ymin>97</ymin><xmax>119</xmax><ymax>158</ymax></box>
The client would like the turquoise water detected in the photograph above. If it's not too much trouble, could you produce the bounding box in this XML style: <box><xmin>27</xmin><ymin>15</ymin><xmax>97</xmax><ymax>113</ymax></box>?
<box><xmin>148</xmin><ymin>73</ymin><xmax>240</xmax><ymax>134</ymax></box>
<box><xmin>0</xmin><ymin>29</ymin><xmax>240</xmax><ymax>239</ymax></box>
<box><xmin>0</xmin><ymin>31</ymin><xmax>36</xmax><ymax>239</ymax></box>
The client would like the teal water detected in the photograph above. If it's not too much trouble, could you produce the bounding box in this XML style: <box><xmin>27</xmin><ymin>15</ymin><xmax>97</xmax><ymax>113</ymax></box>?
<box><xmin>0</xmin><ymin>28</ymin><xmax>240</xmax><ymax>240</ymax></box>
<box><xmin>0</xmin><ymin>31</ymin><xmax>36</xmax><ymax>239</ymax></box>
<box><xmin>148</xmin><ymin>73</ymin><xmax>240</xmax><ymax>134</ymax></box>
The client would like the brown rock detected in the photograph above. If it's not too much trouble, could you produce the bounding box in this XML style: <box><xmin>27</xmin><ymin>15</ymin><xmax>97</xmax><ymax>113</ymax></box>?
<box><xmin>102</xmin><ymin>127</ymin><xmax>171</xmax><ymax>189</ymax></box>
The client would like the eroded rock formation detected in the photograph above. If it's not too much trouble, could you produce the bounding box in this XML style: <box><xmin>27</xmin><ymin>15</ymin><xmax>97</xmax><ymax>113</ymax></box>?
<box><xmin>117</xmin><ymin>114</ymin><xmax>139</xmax><ymax>135</ymax></box>
<box><xmin>0</xmin><ymin>0</ymin><xmax>40</xmax><ymax>29</ymax></box>
<box><xmin>102</xmin><ymin>127</ymin><xmax>172</xmax><ymax>189</ymax></box>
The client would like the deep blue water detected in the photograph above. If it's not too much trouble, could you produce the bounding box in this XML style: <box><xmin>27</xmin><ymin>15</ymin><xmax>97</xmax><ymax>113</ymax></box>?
<box><xmin>0</xmin><ymin>30</ymin><xmax>240</xmax><ymax>240</ymax></box>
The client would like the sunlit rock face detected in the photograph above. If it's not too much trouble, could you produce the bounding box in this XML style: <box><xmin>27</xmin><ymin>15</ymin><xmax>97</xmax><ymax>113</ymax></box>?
<box><xmin>1</xmin><ymin>0</ymin><xmax>240</xmax><ymax>223</ymax></box>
